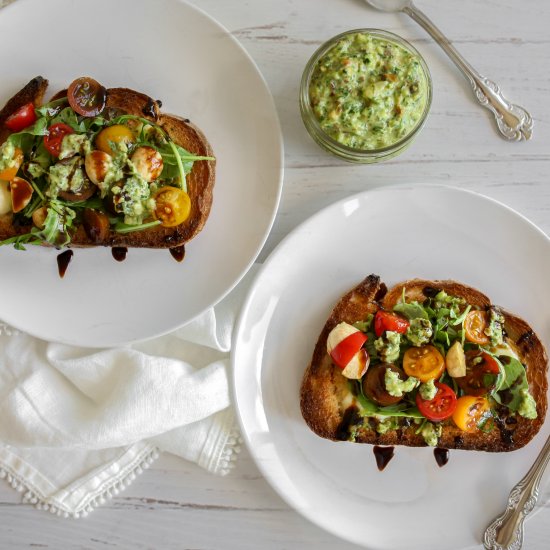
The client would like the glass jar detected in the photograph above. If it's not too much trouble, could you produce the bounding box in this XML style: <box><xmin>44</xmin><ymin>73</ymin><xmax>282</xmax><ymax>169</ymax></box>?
<box><xmin>300</xmin><ymin>29</ymin><xmax>432</xmax><ymax>163</ymax></box>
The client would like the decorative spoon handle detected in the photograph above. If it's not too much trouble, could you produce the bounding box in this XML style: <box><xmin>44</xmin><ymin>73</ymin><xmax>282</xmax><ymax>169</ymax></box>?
<box><xmin>483</xmin><ymin>434</ymin><xmax>550</xmax><ymax>549</ymax></box>
<box><xmin>403</xmin><ymin>2</ymin><xmax>533</xmax><ymax>141</ymax></box>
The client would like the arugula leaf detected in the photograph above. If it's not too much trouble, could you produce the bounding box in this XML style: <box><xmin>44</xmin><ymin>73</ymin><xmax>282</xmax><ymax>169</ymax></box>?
<box><xmin>39</xmin><ymin>202</ymin><xmax>76</xmax><ymax>246</ymax></box>
<box><xmin>114</xmin><ymin>219</ymin><xmax>161</xmax><ymax>234</ymax></box>
<box><xmin>393</xmin><ymin>301</ymin><xmax>429</xmax><ymax>320</ymax></box>
<box><xmin>354</xmin><ymin>383</ymin><xmax>424</xmax><ymax>418</ymax></box>
<box><xmin>35</xmin><ymin>97</ymin><xmax>69</xmax><ymax>118</ymax></box>
<box><xmin>49</xmin><ymin>107</ymin><xmax>85</xmax><ymax>132</ymax></box>
<box><xmin>492</xmin><ymin>355</ymin><xmax>529</xmax><ymax>411</ymax></box>
<box><xmin>7</xmin><ymin>117</ymin><xmax>49</xmax><ymax>148</ymax></box>
<box><xmin>353</xmin><ymin>313</ymin><xmax>373</xmax><ymax>332</ymax></box>
<box><xmin>0</xmin><ymin>231</ymin><xmax>42</xmax><ymax>250</ymax></box>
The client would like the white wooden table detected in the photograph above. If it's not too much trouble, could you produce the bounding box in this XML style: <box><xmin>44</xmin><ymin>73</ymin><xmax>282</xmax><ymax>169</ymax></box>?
<box><xmin>1</xmin><ymin>0</ymin><xmax>549</xmax><ymax>548</ymax></box>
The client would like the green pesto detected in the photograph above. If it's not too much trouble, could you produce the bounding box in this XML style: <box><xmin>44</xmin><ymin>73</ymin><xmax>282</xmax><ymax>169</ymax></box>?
<box><xmin>47</xmin><ymin>157</ymin><xmax>87</xmax><ymax>198</ymax></box>
<box><xmin>0</xmin><ymin>140</ymin><xmax>17</xmax><ymax>171</ymax></box>
<box><xmin>309</xmin><ymin>32</ymin><xmax>428</xmax><ymax>150</ymax></box>
<box><xmin>374</xmin><ymin>330</ymin><xmax>401</xmax><ymax>363</ymax></box>
<box><xmin>384</xmin><ymin>367</ymin><xmax>419</xmax><ymax>397</ymax></box>
<box><xmin>421</xmin><ymin>421</ymin><xmax>442</xmax><ymax>447</ymax></box>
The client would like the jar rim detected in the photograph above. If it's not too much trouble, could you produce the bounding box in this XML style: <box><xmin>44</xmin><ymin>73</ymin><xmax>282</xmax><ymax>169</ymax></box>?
<box><xmin>300</xmin><ymin>28</ymin><xmax>433</xmax><ymax>159</ymax></box>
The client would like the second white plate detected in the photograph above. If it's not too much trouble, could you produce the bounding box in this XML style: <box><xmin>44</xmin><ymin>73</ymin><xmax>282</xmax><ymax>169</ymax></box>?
<box><xmin>233</xmin><ymin>185</ymin><xmax>550</xmax><ymax>550</ymax></box>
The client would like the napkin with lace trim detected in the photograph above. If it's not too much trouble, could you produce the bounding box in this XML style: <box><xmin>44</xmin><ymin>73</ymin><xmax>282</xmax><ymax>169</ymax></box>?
<box><xmin>0</xmin><ymin>266</ymin><xmax>257</xmax><ymax>518</ymax></box>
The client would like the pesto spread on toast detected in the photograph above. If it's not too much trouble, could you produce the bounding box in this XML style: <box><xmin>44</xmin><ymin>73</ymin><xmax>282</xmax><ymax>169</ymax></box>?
<box><xmin>301</xmin><ymin>275</ymin><xmax>548</xmax><ymax>452</ymax></box>
<box><xmin>0</xmin><ymin>76</ymin><xmax>215</xmax><ymax>250</ymax></box>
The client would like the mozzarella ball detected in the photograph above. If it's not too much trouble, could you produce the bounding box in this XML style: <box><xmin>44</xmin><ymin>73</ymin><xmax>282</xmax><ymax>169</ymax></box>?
<box><xmin>85</xmin><ymin>150</ymin><xmax>112</xmax><ymax>185</ymax></box>
<box><xmin>0</xmin><ymin>181</ymin><xmax>12</xmax><ymax>215</ymax></box>
<box><xmin>130</xmin><ymin>146</ymin><xmax>163</xmax><ymax>182</ymax></box>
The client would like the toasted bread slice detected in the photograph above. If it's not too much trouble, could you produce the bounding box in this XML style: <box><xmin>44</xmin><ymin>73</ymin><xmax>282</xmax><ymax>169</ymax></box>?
<box><xmin>0</xmin><ymin>77</ymin><xmax>215</xmax><ymax>249</ymax></box>
<box><xmin>300</xmin><ymin>275</ymin><xmax>548</xmax><ymax>452</ymax></box>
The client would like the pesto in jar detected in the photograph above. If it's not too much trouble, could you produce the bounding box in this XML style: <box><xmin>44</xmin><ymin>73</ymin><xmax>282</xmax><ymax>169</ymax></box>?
<box><xmin>309</xmin><ymin>32</ymin><xmax>428</xmax><ymax>150</ymax></box>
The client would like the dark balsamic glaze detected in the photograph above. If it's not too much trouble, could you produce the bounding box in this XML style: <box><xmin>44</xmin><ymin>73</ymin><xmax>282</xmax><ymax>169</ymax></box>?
<box><xmin>373</xmin><ymin>446</ymin><xmax>395</xmax><ymax>471</ymax></box>
<box><xmin>335</xmin><ymin>406</ymin><xmax>360</xmax><ymax>441</ymax></box>
<box><xmin>156</xmin><ymin>99</ymin><xmax>163</xmax><ymax>108</ymax></box>
<box><xmin>169</xmin><ymin>245</ymin><xmax>186</xmax><ymax>262</ymax></box>
<box><xmin>516</xmin><ymin>330</ymin><xmax>535</xmax><ymax>352</ymax></box>
<box><xmin>434</xmin><ymin>448</ymin><xmax>450</xmax><ymax>468</ymax></box>
<box><xmin>374</xmin><ymin>280</ymin><xmax>388</xmax><ymax>303</ymax></box>
<box><xmin>57</xmin><ymin>250</ymin><xmax>73</xmax><ymax>278</ymax></box>
<box><xmin>495</xmin><ymin>416</ymin><xmax>515</xmax><ymax>448</ymax></box>
<box><xmin>112</xmin><ymin>247</ymin><xmax>128</xmax><ymax>262</ymax></box>
<box><xmin>454</xmin><ymin>435</ymin><xmax>464</xmax><ymax>449</ymax></box>
<box><xmin>499</xmin><ymin>388</ymin><xmax>514</xmax><ymax>405</ymax></box>
<box><xmin>423</xmin><ymin>286</ymin><xmax>441</xmax><ymax>298</ymax></box>
<box><xmin>142</xmin><ymin>98</ymin><xmax>158</xmax><ymax>119</ymax></box>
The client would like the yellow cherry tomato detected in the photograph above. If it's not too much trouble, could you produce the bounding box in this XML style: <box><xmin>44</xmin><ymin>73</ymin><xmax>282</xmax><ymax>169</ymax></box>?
<box><xmin>464</xmin><ymin>310</ymin><xmax>490</xmax><ymax>345</ymax></box>
<box><xmin>452</xmin><ymin>395</ymin><xmax>490</xmax><ymax>432</ymax></box>
<box><xmin>0</xmin><ymin>147</ymin><xmax>23</xmax><ymax>180</ymax></box>
<box><xmin>403</xmin><ymin>345</ymin><xmax>445</xmax><ymax>382</ymax></box>
<box><xmin>95</xmin><ymin>124</ymin><xmax>135</xmax><ymax>154</ymax></box>
<box><xmin>153</xmin><ymin>186</ymin><xmax>191</xmax><ymax>227</ymax></box>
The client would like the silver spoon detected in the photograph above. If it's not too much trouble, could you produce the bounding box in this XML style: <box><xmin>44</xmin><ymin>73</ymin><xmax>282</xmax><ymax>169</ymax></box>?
<box><xmin>483</xmin><ymin>434</ymin><xmax>550</xmax><ymax>550</ymax></box>
<box><xmin>364</xmin><ymin>0</ymin><xmax>533</xmax><ymax>140</ymax></box>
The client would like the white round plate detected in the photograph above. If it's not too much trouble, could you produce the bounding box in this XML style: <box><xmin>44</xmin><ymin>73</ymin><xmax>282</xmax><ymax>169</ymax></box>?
<box><xmin>233</xmin><ymin>185</ymin><xmax>550</xmax><ymax>550</ymax></box>
<box><xmin>0</xmin><ymin>0</ymin><xmax>282</xmax><ymax>347</ymax></box>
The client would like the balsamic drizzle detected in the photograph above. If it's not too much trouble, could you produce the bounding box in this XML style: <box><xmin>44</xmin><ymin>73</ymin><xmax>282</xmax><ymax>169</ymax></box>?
<box><xmin>433</xmin><ymin>448</ymin><xmax>450</xmax><ymax>467</ymax></box>
<box><xmin>169</xmin><ymin>245</ymin><xmax>186</xmax><ymax>262</ymax></box>
<box><xmin>111</xmin><ymin>247</ymin><xmax>128</xmax><ymax>262</ymax></box>
<box><xmin>373</xmin><ymin>446</ymin><xmax>395</xmax><ymax>471</ymax></box>
<box><xmin>56</xmin><ymin>250</ymin><xmax>73</xmax><ymax>278</ymax></box>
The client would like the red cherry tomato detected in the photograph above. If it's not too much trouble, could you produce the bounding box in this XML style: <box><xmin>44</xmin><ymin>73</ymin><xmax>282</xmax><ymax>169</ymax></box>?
<box><xmin>5</xmin><ymin>102</ymin><xmax>37</xmax><ymax>132</ymax></box>
<box><xmin>455</xmin><ymin>350</ymin><xmax>500</xmax><ymax>397</ymax></box>
<box><xmin>67</xmin><ymin>77</ymin><xmax>107</xmax><ymax>117</ymax></box>
<box><xmin>330</xmin><ymin>331</ymin><xmax>368</xmax><ymax>369</ymax></box>
<box><xmin>416</xmin><ymin>382</ymin><xmax>458</xmax><ymax>422</ymax></box>
<box><xmin>374</xmin><ymin>310</ymin><xmax>410</xmax><ymax>337</ymax></box>
<box><xmin>43</xmin><ymin>123</ymin><xmax>74</xmax><ymax>157</ymax></box>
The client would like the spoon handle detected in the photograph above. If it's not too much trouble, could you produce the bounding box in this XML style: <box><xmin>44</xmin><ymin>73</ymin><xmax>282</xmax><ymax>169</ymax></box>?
<box><xmin>403</xmin><ymin>2</ymin><xmax>533</xmax><ymax>140</ymax></box>
<box><xmin>483</xmin><ymin>434</ymin><xmax>550</xmax><ymax>549</ymax></box>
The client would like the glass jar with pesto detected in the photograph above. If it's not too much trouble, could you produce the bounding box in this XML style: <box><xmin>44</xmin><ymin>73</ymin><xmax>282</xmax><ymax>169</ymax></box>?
<box><xmin>300</xmin><ymin>29</ymin><xmax>432</xmax><ymax>163</ymax></box>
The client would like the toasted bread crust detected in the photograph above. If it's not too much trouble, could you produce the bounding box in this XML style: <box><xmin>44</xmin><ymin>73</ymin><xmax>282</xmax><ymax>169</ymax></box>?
<box><xmin>0</xmin><ymin>76</ymin><xmax>48</xmax><ymax>145</ymax></box>
<box><xmin>300</xmin><ymin>276</ymin><xmax>548</xmax><ymax>452</ymax></box>
<box><xmin>0</xmin><ymin>78</ymin><xmax>215</xmax><ymax>249</ymax></box>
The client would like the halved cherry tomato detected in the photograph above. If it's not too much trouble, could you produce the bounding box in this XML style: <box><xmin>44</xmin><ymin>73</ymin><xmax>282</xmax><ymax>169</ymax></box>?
<box><xmin>95</xmin><ymin>125</ymin><xmax>135</xmax><ymax>154</ymax></box>
<box><xmin>362</xmin><ymin>363</ymin><xmax>404</xmax><ymax>406</ymax></box>
<box><xmin>330</xmin><ymin>331</ymin><xmax>368</xmax><ymax>369</ymax></box>
<box><xmin>455</xmin><ymin>350</ymin><xmax>500</xmax><ymax>396</ymax></box>
<box><xmin>0</xmin><ymin>147</ymin><xmax>23</xmax><ymax>180</ymax></box>
<box><xmin>403</xmin><ymin>345</ymin><xmax>445</xmax><ymax>382</ymax></box>
<box><xmin>374</xmin><ymin>310</ymin><xmax>410</xmax><ymax>337</ymax></box>
<box><xmin>416</xmin><ymin>382</ymin><xmax>457</xmax><ymax>422</ymax></box>
<box><xmin>153</xmin><ymin>186</ymin><xmax>191</xmax><ymax>227</ymax></box>
<box><xmin>464</xmin><ymin>310</ymin><xmax>490</xmax><ymax>345</ymax></box>
<box><xmin>5</xmin><ymin>102</ymin><xmax>37</xmax><ymax>132</ymax></box>
<box><xmin>452</xmin><ymin>395</ymin><xmax>490</xmax><ymax>432</ymax></box>
<box><xmin>44</xmin><ymin>123</ymin><xmax>74</xmax><ymax>157</ymax></box>
<box><xmin>67</xmin><ymin>77</ymin><xmax>107</xmax><ymax>117</ymax></box>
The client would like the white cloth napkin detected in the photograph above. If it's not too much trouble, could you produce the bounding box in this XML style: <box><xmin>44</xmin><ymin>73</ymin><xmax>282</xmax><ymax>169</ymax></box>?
<box><xmin>0</xmin><ymin>265</ymin><xmax>258</xmax><ymax>518</ymax></box>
